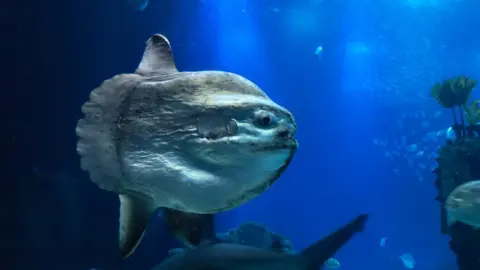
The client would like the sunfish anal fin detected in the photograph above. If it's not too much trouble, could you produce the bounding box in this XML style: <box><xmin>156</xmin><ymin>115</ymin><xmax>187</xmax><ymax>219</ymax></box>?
<box><xmin>136</xmin><ymin>34</ymin><xmax>178</xmax><ymax>76</ymax></box>
<box><xmin>118</xmin><ymin>193</ymin><xmax>157</xmax><ymax>259</ymax></box>
<box><xmin>162</xmin><ymin>208</ymin><xmax>216</xmax><ymax>248</ymax></box>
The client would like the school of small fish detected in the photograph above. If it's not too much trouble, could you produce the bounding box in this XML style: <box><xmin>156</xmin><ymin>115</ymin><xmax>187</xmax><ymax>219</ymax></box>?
<box><xmin>372</xmin><ymin>109</ymin><xmax>447</xmax><ymax>184</ymax></box>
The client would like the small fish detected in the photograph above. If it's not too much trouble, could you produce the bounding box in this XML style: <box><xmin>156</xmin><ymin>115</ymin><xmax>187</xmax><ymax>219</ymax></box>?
<box><xmin>446</xmin><ymin>127</ymin><xmax>456</xmax><ymax>140</ymax></box>
<box><xmin>414</xmin><ymin>151</ymin><xmax>424</xmax><ymax>158</ymax></box>
<box><xmin>399</xmin><ymin>253</ymin><xmax>415</xmax><ymax>268</ymax></box>
<box><xmin>380</xmin><ymin>237</ymin><xmax>387</xmax><ymax>247</ymax></box>
<box><xmin>314</xmin><ymin>45</ymin><xmax>323</xmax><ymax>58</ymax></box>
<box><xmin>435</xmin><ymin>130</ymin><xmax>445</xmax><ymax>137</ymax></box>
<box><xmin>406</xmin><ymin>144</ymin><xmax>417</xmax><ymax>152</ymax></box>
<box><xmin>324</xmin><ymin>257</ymin><xmax>340</xmax><ymax>268</ymax></box>
<box><xmin>433</xmin><ymin>111</ymin><xmax>442</xmax><ymax>119</ymax></box>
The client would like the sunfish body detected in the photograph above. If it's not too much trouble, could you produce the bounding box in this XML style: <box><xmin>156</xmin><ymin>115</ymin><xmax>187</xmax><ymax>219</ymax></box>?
<box><xmin>76</xmin><ymin>34</ymin><xmax>298</xmax><ymax>258</ymax></box>
<box><xmin>152</xmin><ymin>214</ymin><xmax>368</xmax><ymax>270</ymax></box>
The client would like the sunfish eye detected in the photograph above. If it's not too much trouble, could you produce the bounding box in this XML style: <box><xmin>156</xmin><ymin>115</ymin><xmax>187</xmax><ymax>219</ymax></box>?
<box><xmin>260</xmin><ymin>115</ymin><xmax>271</xmax><ymax>126</ymax></box>
<box><xmin>254</xmin><ymin>110</ymin><xmax>274</xmax><ymax>127</ymax></box>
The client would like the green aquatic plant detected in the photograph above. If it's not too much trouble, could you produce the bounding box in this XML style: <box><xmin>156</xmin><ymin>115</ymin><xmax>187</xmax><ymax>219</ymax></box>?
<box><xmin>430</xmin><ymin>76</ymin><xmax>476</xmax><ymax>108</ymax></box>
<box><xmin>464</xmin><ymin>99</ymin><xmax>480</xmax><ymax>125</ymax></box>
<box><xmin>430</xmin><ymin>76</ymin><xmax>477</xmax><ymax>137</ymax></box>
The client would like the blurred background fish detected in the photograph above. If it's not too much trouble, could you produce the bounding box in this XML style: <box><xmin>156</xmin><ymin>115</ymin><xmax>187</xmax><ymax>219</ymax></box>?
<box><xmin>324</xmin><ymin>257</ymin><xmax>341</xmax><ymax>269</ymax></box>
<box><xmin>124</xmin><ymin>0</ymin><xmax>149</xmax><ymax>11</ymax></box>
<box><xmin>399</xmin><ymin>253</ymin><xmax>415</xmax><ymax>269</ymax></box>
<box><xmin>314</xmin><ymin>45</ymin><xmax>323</xmax><ymax>59</ymax></box>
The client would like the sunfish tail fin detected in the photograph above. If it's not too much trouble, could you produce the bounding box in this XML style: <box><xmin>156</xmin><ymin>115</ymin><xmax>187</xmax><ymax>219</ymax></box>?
<box><xmin>299</xmin><ymin>214</ymin><xmax>369</xmax><ymax>270</ymax></box>
<box><xmin>162</xmin><ymin>209</ymin><xmax>216</xmax><ymax>247</ymax></box>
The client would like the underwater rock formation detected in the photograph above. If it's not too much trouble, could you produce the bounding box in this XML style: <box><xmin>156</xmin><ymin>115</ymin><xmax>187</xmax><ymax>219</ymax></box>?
<box><xmin>431</xmin><ymin>76</ymin><xmax>480</xmax><ymax>270</ymax></box>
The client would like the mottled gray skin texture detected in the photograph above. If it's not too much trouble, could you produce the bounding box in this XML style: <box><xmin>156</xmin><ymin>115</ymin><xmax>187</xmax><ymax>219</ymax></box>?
<box><xmin>115</xmin><ymin>71</ymin><xmax>297</xmax><ymax>212</ymax></box>
<box><xmin>75</xmin><ymin>34</ymin><xmax>298</xmax><ymax>257</ymax></box>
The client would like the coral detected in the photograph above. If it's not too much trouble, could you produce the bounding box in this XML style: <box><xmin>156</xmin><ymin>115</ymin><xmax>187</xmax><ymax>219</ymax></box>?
<box><xmin>430</xmin><ymin>76</ymin><xmax>476</xmax><ymax>108</ymax></box>
<box><xmin>430</xmin><ymin>76</ymin><xmax>479</xmax><ymax>138</ymax></box>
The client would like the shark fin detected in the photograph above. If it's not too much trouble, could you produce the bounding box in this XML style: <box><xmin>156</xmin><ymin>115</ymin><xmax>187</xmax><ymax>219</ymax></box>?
<box><xmin>299</xmin><ymin>214</ymin><xmax>368</xmax><ymax>270</ymax></box>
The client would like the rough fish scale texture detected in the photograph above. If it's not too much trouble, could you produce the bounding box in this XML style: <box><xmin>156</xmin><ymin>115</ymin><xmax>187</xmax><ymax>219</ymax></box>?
<box><xmin>76</xmin><ymin>74</ymin><xmax>143</xmax><ymax>192</ymax></box>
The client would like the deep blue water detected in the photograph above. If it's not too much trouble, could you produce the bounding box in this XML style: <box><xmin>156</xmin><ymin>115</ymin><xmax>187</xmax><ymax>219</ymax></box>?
<box><xmin>4</xmin><ymin>0</ymin><xmax>480</xmax><ymax>269</ymax></box>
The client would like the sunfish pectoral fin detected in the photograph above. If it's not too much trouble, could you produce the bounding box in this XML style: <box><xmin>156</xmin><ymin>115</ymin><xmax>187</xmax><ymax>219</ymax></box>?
<box><xmin>118</xmin><ymin>193</ymin><xmax>158</xmax><ymax>259</ymax></box>
<box><xmin>136</xmin><ymin>34</ymin><xmax>178</xmax><ymax>76</ymax></box>
<box><xmin>299</xmin><ymin>214</ymin><xmax>369</xmax><ymax>270</ymax></box>
<box><xmin>162</xmin><ymin>208</ymin><xmax>216</xmax><ymax>247</ymax></box>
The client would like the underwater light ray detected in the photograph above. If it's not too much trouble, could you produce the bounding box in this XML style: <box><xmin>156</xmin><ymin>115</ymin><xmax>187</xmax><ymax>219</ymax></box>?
<box><xmin>199</xmin><ymin>0</ymin><xmax>268</xmax><ymax>75</ymax></box>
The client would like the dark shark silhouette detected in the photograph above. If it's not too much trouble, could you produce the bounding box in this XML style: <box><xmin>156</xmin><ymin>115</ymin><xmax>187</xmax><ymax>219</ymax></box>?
<box><xmin>152</xmin><ymin>214</ymin><xmax>369</xmax><ymax>270</ymax></box>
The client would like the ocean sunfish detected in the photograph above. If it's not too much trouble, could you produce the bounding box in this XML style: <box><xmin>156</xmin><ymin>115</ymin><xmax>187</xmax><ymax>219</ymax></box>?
<box><xmin>76</xmin><ymin>34</ymin><xmax>298</xmax><ymax>258</ymax></box>
<box><xmin>152</xmin><ymin>214</ymin><xmax>369</xmax><ymax>270</ymax></box>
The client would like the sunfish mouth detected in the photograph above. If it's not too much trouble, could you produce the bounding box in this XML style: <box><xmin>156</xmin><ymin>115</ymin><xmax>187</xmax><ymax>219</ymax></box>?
<box><xmin>255</xmin><ymin>138</ymin><xmax>298</xmax><ymax>152</ymax></box>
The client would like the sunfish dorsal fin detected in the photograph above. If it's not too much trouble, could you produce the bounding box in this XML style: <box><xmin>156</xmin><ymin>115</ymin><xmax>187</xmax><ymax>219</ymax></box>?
<box><xmin>118</xmin><ymin>193</ymin><xmax>158</xmax><ymax>259</ymax></box>
<box><xmin>136</xmin><ymin>34</ymin><xmax>178</xmax><ymax>76</ymax></box>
